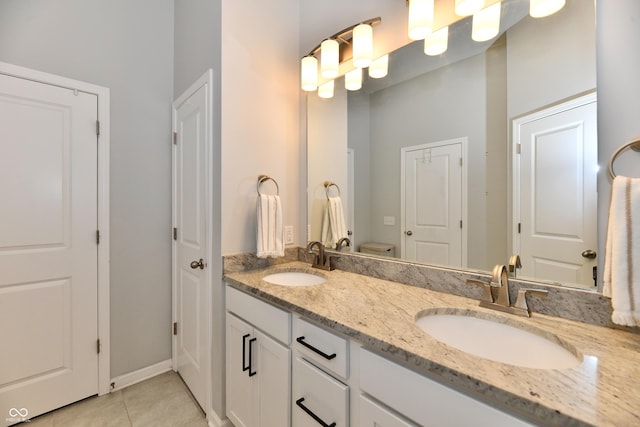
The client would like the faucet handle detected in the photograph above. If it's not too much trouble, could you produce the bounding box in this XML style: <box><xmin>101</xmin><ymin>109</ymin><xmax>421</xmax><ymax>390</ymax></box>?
<box><xmin>466</xmin><ymin>279</ymin><xmax>494</xmax><ymax>303</ymax></box>
<box><xmin>513</xmin><ymin>288</ymin><xmax>549</xmax><ymax>315</ymax></box>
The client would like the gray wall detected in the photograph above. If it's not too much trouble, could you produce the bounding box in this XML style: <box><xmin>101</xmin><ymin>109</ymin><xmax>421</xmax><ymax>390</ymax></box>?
<box><xmin>0</xmin><ymin>0</ymin><xmax>175</xmax><ymax>377</ymax></box>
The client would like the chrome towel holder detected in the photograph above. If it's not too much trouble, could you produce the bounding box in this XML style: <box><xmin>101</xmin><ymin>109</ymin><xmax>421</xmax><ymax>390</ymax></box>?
<box><xmin>257</xmin><ymin>175</ymin><xmax>279</xmax><ymax>196</ymax></box>
<box><xmin>324</xmin><ymin>181</ymin><xmax>341</xmax><ymax>199</ymax></box>
<box><xmin>608</xmin><ymin>136</ymin><xmax>640</xmax><ymax>179</ymax></box>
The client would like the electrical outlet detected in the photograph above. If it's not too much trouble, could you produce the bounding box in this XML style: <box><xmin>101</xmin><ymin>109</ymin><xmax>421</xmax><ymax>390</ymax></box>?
<box><xmin>284</xmin><ymin>226</ymin><xmax>294</xmax><ymax>244</ymax></box>
<box><xmin>383</xmin><ymin>216</ymin><xmax>396</xmax><ymax>226</ymax></box>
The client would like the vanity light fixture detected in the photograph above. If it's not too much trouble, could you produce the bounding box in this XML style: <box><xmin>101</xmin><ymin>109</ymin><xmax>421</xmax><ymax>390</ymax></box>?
<box><xmin>300</xmin><ymin>56</ymin><xmax>319</xmax><ymax>92</ymax></box>
<box><xmin>318</xmin><ymin>80</ymin><xmax>335</xmax><ymax>99</ymax></box>
<box><xmin>408</xmin><ymin>0</ymin><xmax>434</xmax><ymax>40</ymax></box>
<box><xmin>345</xmin><ymin>68</ymin><xmax>363</xmax><ymax>91</ymax></box>
<box><xmin>472</xmin><ymin>2</ymin><xmax>501</xmax><ymax>42</ymax></box>
<box><xmin>424</xmin><ymin>26</ymin><xmax>449</xmax><ymax>56</ymax></box>
<box><xmin>352</xmin><ymin>23</ymin><xmax>374</xmax><ymax>68</ymax></box>
<box><xmin>320</xmin><ymin>39</ymin><xmax>340</xmax><ymax>79</ymax></box>
<box><xmin>529</xmin><ymin>0</ymin><xmax>565</xmax><ymax>18</ymax></box>
<box><xmin>455</xmin><ymin>0</ymin><xmax>485</xmax><ymax>17</ymax></box>
<box><xmin>368</xmin><ymin>54</ymin><xmax>389</xmax><ymax>78</ymax></box>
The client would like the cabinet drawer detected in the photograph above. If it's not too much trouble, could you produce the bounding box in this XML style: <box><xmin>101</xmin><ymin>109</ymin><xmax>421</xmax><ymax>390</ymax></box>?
<box><xmin>226</xmin><ymin>285</ymin><xmax>291</xmax><ymax>344</ymax></box>
<box><xmin>292</xmin><ymin>357</ymin><xmax>348</xmax><ymax>427</ymax></box>
<box><xmin>359</xmin><ymin>395</ymin><xmax>417</xmax><ymax>427</ymax></box>
<box><xmin>359</xmin><ymin>349</ymin><xmax>534</xmax><ymax>427</ymax></box>
<box><xmin>293</xmin><ymin>317</ymin><xmax>348</xmax><ymax>379</ymax></box>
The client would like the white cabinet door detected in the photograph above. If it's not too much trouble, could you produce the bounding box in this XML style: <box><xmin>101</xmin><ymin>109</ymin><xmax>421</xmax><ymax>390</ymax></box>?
<box><xmin>226</xmin><ymin>313</ymin><xmax>254</xmax><ymax>427</ymax></box>
<box><xmin>254</xmin><ymin>329</ymin><xmax>291</xmax><ymax>427</ymax></box>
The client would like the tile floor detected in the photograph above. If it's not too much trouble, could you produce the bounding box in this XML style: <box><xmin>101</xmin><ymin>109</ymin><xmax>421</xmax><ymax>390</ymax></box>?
<box><xmin>23</xmin><ymin>371</ymin><xmax>208</xmax><ymax>427</ymax></box>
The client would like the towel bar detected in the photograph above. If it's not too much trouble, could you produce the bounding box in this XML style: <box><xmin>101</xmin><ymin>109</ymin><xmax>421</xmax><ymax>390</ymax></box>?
<box><xmin>608</xmin><ymin>136</ymin><xmax>640</xmax><ymax>179</ymax></box>
<box><xmin>257</xmin><ymin>175</ymin><xmax>279</xmax><ymax>195</ymax></box>
<box><xmin>324</xmin><ymin>181</ymin><xmax>341</xmax><ymax>199</ymax></box>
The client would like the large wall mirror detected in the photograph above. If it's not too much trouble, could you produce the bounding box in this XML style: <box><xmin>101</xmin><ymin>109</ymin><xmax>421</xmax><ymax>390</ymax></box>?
<box><xmin>307</xmin><ymin>0</ymin><xmax>598</xmax><ymax>289</ymax></box>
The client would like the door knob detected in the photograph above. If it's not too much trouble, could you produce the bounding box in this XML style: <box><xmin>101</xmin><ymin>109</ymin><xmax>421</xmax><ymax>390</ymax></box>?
<box><xmin>581</xmin><ymin>250</ymin><xmax>597</xmax><ymax>259</ymax></box>
<box><xmin>406</xmin><ymin>230</ymin><xmax>413</xmax><ymax>236</ymax></box>
<box><xmin>190</xmin><ymin>258</ymin><xmax>205</xmax><ymax>269</ymax></box>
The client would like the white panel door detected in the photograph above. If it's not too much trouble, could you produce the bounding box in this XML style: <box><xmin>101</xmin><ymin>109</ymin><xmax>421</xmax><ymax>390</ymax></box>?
<box><xmin>173</xmin><ymin>79</ymin><xmax>209</xmax><ymax>411</ymax></box>
<box><xmin>402</xmin><ymin>140</ymin><xmax>464</xmax><ymax>267</ymax></box>
<box><xmin>0</xmin><ymin>74</ymin><xmax>98</xmax><ymax>424</ymax></box>
<box><xmin>516</xmin><ymin>96</ymin><xmax>597</xmax><ymax>288</ymax></box>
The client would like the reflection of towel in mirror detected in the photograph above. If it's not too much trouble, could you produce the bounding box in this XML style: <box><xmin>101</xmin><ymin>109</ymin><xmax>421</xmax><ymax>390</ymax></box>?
<box><xmin>256</xmin><ymin>194</ymin><xmax>284</xmax><ymax>258</ymax></box>
<box><xmin>321</xmin><ymin>196</ymin><xmax>348</xmax><ymax>249</ymax></box>
<box><xmin>603</xmin><ymin>176</ymin><xmax>640</xmax><ymax>327</ymax></box>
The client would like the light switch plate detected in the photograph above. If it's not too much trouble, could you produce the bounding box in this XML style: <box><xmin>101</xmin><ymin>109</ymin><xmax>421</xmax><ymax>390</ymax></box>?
<box><xmin>284</xmin><ymin>226</ymin><xmax>294</xmax><ymax>244</ymax></box>
<box><xmin>383</xmin><ymin>216</ymin><xmax>395</xmax><ymax>226</ymax></box>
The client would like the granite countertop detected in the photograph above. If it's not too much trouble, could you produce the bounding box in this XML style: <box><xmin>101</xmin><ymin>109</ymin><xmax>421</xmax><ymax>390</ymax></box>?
<box><xmin>224</xmin><ymin>261</ymin><xmax>640</xmax><ymax>427</ymax></box>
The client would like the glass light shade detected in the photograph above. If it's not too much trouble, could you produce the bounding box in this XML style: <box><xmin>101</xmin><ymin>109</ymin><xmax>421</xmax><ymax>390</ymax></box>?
<box><xmin>472</xmin><ymin>2</ymin><xmax>501</xmax><ymax>42</ymax></box>
<box><xmin>368</xmin><ymin>55</ymin><xmax>389</xmax><ymax>79</ymax></box>
<box><xmin>320</xmin><ymin>39</ymin><xmax>339</xmax><ymax>78</ymax></box>
<box><xmin>408</xmin><ymin>0</ymin><xmax>434</xmax><ymax>40</ymax></box>
<box><xmin>424</xmin><ymin>26</ymin><xmax>449</xmax><ymax>56</ymax></box>
<box><xmin>345</xmin><ymin>68</ymin><xmax>363</xmax><ymax>91</ymax></box>
<box><xmin>530</xmin><ymin>0</ymin><xmax>566</xmax><ymax>18</ymax></box>
<box><xmin>318</xmin><ymin>80</ymin><xmax>334</xmax><ymax>99</ymax></box>
<box><xmin>300</xmin><ymin>56</ymin><xmax>318</xmax><ymax>91</ymax></box>
<box><xmin>455</xmin><ymin>0</ymin><xmax>485</xmax><ymax>16</ymax></box>
<box><xmin>352</xmin><ymin>24</ymin><xmax>373</xmax><ymax>68</ymax></box>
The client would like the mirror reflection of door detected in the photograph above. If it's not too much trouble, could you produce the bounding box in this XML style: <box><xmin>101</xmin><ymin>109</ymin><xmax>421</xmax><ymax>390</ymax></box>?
<box><xmin>514</xmin><ymin>93</ymin><xmax>597</xmax><ymax>288</ymax></box>
<box><xmin>401</xmin><ymin>138</ymin><xmax>467</xmax><ymax>266</ymax></box>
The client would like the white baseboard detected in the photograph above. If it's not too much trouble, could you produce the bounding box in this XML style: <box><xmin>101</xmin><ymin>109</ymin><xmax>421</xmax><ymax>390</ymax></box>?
<box><xmin>110</xmin><ymin>359</ymin><xmax>173</xmax><ymax>392</ymax></box>
<box><xmin>208</xmin><ymin>409</ymin><xmax>233</xmax><ymax>427</ymax></box>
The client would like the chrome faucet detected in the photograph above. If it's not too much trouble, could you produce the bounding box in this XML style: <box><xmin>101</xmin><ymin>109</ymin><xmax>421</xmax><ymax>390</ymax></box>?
<box><xmin>306</xmin><ymin>241</ymin><xmax>335</xmax><ymax>271</ymax></box>
<box><xmin>335</xmin><ymin>237</ymin><xmax>351</xmax><ymax>252</ymax></box>
<box><xmin>468</xmin><ymin>264</ymin><xmax>548</xmax><ymax>317</ymax></box>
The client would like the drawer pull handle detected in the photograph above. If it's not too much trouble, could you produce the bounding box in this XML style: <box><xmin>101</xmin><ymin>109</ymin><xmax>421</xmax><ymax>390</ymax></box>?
<box><xmin>296</xmin><ymin>336</ymin><xmax>337</xmax><ymax>360</ymax></box>
<box><xmin>248</xmin><ymin>337</ymin><xmax>257</xmax><ymax>377</ymax></box>
<box><xmin>295</xmin><ymin>397</ymin><xmax>336</xmax><ymax>427</ymax></box>
<box><xmin>242</xmin><ymin>334</ymin><xmax>250</xmax><ymax>372</ymax></box>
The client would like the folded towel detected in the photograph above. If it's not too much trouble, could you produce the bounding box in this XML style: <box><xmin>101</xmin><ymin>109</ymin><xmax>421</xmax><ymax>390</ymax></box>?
<box><xmin>256</xmin><ymin>194</ymin><xmax>284</xmax><ymax>259</ymax></box>
<box><xmin>603</xmin><ymin>176</ymin><xmax>640</xmax><ymax>327</ymax></box>
<box><xmin>321</xmin><ymin>196</ymin><xmax>348</xmax><ymax>248</ymax></box>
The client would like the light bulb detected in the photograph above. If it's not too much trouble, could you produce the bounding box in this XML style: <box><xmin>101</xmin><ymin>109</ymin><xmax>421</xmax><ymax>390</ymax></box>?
<box><xmin>352</xmin><ymin>24</ymin><xmax>373</xmax><ymax>68</ymax></box>
<box><xmin>368</xmin><ymin>55</ymin><xmax>389</xmax><ymax>79</ymax></box>
<box><xmin>320</xmin><ymin>39</ymin><xmax>339</xmax><ymax>79</ymax></box>
<box><xmin>300</xmin><ymin>56</ymin><xmax>318</xmax><ymax>92</ymax></box>
<box><xmin>408</xmin><ymin>0</ymin><xmax>434</xmax><ymax>41</ymax></box>
<box><xmin>455</xmin><ymin>0</ymin><xmax>485</xmax><ymax>16</ymax></box>
<box><xmin>345</xmin><ymin>68</ymin><xmax>363</xmax><ymax>91</ymax></box>
<box><xmin>424</xmin><ymin>26</ymin><xmax>449</xmax><ymax>56</ymax></box>
<box><xmin>318</xmin><ymin>80</ymin><xmax>334</xmax><ymax>99</ymax></box>
<box><xmin>530</xmin><ymin>0</ymin><xmax>566</xmax><ymax>18</ymax></box>
<box><xmin>472</xmin><ymin>2</ymin><xmax>501</xmax><ymax>42</ymax></box>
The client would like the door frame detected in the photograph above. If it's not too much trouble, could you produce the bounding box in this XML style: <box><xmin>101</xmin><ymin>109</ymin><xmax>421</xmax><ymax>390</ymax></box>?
<box><xmin>512</xmin><ymin>91</ymin><xmax>597</xmax><ymax>263</ymax></box>
<box><xmin>171</xmin><ymin>70</ymin><xmax>214</xmax><ymax>413</ymax></box>
<box><xmin>400</xmin><ymin>138</ymin><xmax>468</xmax><ymax>266</ymax></box>
<box><xmin>0</xmin><ymin>61</ymin><xmax>111</xmax><ymax>396</ymax></box>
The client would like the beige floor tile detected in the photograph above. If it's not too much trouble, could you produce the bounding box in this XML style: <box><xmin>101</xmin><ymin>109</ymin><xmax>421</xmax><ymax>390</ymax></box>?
<box><xmin>50</xmin><ymin>391</ymin><xmax>131</xmax><ymax>427</ymax></box>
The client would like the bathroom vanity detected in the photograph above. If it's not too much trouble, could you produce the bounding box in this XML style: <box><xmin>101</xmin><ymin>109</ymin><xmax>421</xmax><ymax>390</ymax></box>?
<box><xmin>224</xmin><ymin>259</ymin><xmax>640</xmax><ymax>427</ymax></box>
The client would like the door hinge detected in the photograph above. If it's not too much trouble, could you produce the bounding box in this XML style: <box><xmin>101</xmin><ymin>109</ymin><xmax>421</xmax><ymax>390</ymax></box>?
<box><xmin>518</xmin><ymin>223</ymin><xmax>521</xmax><ymax>234</ymax></box>
<box><xmin>593</xmin><ymin>266</ymin><xmax>598</xmax><ymax>287</ymax></box>
<box><xmin>516</xmin><ymin>143</ymin><xmax>521</xmax><ymax>154</ymax></box>
<box><xmin>459</xmin><ymin>157</ymin><xmax>463</xmax><ymax>167</ymax></box>
<box><xmin>173</xmin><ymin>132</ymin><xmax>177</xmax><ymax>145</ymax></box>
<box><xmin>173</xmin><ymin>227</ymin><xmax>177</xmax><ymax>240</ymax></box>
<box><xmin>96</xmin><ymin>120</ymin><xmax>100</xmax><ymax>136</ymax></box>
<box><xmin>97</xmin><ymin>339</ymin><xmax>101</xmax><ymax>354</ymax></box>
<box><xmin>96</xmin><ymin>230</ymin><xmax>100</xmax><ymax>244</ymax></box>
<box><xmin>173</xmin><ymin>322</ymin><xmax>178</xmax><ymax>335</ymax></box>
<box><xmin>460</xmin><ymin>220</ymin><xmax>463</xmax><ymax>229</ymax></box>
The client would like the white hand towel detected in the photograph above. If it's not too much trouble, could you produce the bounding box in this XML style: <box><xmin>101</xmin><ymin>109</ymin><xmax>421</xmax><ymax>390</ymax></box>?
<box><xmin>321</xmin><ymin>196</ymin><xmax>348</xmax><ymax>248</ymax></box>
<box><xmin>603</xmin><ymin>176</ymin><xmax>640</xmax><ymax>327</ymax></box>
<box><xmin>256</xmin><ymin>194</ymin><xmax>284</xmax><ymax>259</ymax></box>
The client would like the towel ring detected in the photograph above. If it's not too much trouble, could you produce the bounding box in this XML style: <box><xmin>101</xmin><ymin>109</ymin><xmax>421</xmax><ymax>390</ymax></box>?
<box><xmin>608</xmin><ymin>136</ymin><xmax>640</xmax><ymax>179</ymax></box>
<box><xmin>257</xmin><ymin>175</ymin><xmax>279</xmax><ymax>196</ymax></box>
<box><xmin>324</xmin><ymin>181</ymin><xmax>341</xmax><ymax>199</ymax></box>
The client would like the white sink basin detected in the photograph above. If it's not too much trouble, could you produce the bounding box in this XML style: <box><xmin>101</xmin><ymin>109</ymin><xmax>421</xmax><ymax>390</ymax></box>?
<box><xmin>416</xmin><ymin>311</ymin><xmax>582</xmax><ymax>369</ymax></box>
<box><xmin>262</xmin><ymin>271</ymin><xmax>326</xmax><ymax>286</ymax></box>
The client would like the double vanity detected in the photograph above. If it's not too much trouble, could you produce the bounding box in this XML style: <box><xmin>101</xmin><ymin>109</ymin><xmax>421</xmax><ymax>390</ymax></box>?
<box><xmin>223</xmin><ymin>252</ymin><xmax>640</xmax><ymax>426</ymax></box>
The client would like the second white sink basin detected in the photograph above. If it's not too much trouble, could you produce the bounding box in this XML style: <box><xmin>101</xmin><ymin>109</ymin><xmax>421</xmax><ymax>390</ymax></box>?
<box><xmin>416</xmin><ymin>310</ymin><xmax>582</xmax><ymax>369</ymax></box>
<box><xmin>262</xmin><ymin>271</ymin><xmax>326</xmax><ymax>286</ymax></box>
